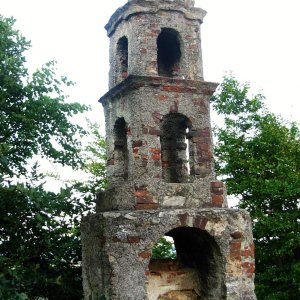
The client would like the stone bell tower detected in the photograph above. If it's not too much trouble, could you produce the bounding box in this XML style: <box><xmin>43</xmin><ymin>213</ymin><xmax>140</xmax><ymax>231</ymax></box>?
<box><xmin>81</xmin><ymin>0</ymin><xmax>256</xmax><ymax>299</ymax></box>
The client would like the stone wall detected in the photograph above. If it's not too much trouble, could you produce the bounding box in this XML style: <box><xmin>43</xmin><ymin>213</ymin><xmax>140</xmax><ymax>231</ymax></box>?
<box><xmin>82</xmin><ymin>208</ymin><xmax>256</xmax><ymax>299</ymax></box>
<box><xmin>97</xmin><ymin>76</ymin><xmax>227</xmax><ymax>212</ymax></box>
<box><xmin>106</xmin><ymin>1</ymin><xmax>206</xmax><ymax>88</ymax></box>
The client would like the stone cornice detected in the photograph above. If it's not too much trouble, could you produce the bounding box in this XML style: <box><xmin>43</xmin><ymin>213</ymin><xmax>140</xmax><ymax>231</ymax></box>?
<box><xmin>99</xmin><ymin>75</ymin><xmax>218</xmax><ymax>105</ymax></box>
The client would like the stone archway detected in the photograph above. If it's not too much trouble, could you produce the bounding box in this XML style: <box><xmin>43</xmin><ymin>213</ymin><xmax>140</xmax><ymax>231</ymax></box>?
<box><xmin>147</xmin><ymin>227</ymin><xmax>226</xmax><ymax>300</ymax></box>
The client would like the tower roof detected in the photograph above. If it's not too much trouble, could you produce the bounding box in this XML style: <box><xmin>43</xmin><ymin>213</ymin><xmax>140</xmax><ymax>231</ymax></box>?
<box><xmin>105</xmin><ymin>0</ymin><xmax>206</xmax><ymax>37</ymax></box>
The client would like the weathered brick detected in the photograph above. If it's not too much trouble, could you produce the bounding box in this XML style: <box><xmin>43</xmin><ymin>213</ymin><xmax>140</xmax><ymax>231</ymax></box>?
<box><xmin>149</xmin><ymin>128</ymin><xmax>161</xmax><ymax>136</ymax></box>
<box><xmin>241</xmin><ymin>243</ymin><xmax>255</xmax><ymax>257</ymax></box>
<box><xmin>211</xmin><ymin>188</ymin><xmax>224</xmax><ymax>196</ymax></box>
<box><xmin>242</xmin><ymin>262</ymin><xmax>255</xmax><ymax>277</ymax></box>
<box><xmin>197</xmin><ymin>143</ymin><xmax>210</xmax><ymax>150</ymax></box>
<box><xmin>150</xmin><ymin>148</ymin><xmax>161</xmax><ymax>155</ymax></box>
<box><xmin>230</xmin><ymin>231</ymin><xmax>243</xmax><ymax>239</ymax></box>
<box><xmin>193</xmin><ymin>216</ymin><xmax>208</xmax><ymax>229</ymax></box>
<box><xmin>179</xmin><ymin>212</ymin><xmax>188</xmax><ymax>226</ymax></box>
<box><xmin>138</xmin><ymin>251</ymin><xmax>151</xmax><ymax>259</ymax></box>
<box><xmin>135</xmin><ymin>203</ymin><xmax>159</xmax><ymax>210</ymax></box>
<box><xmin>230</xmin><ymin>240</ymin><xmax>242</xmax><ymax>260</ymax></box>
<box><xmin>152</xmin><ymin>153</ymin><xmax>161</xmax><ymax>161</ymax></box>
<box><xmin>127</xmin><ymin>236</ymin><xmax>140</xmax><ymax>243</ymax></box>
<box><xmin>156</xmin><ymin>94</ymin><xmax>169</xmax><ymax>101</ymax></box>
<box><xmin>134</xmin><ymin>190</ymin><xmax>153</xmax><ymax>203</ymax></box>
<box><xmin>132</xmin><ymin>140</ymin><xmax>143</xmax><ymax>147</ymax></box>
<box><xmin>211</xmin><ymin>181</ymin><xmax>224</xmax><ymax>188</ymax></box>
<box><xmin>212</xmin><ymin>195</ymin><xmax>224</xmax><ymax>206</ymax></box>
<box><xmin>162</xmin><ymin>85</ymin><xmax>196</xmax><ymax>93</ymax></box>
<box><xmin>191</xmin><ymin>136</ymin><xmax>211</xmax><ymax>143</ymax></box>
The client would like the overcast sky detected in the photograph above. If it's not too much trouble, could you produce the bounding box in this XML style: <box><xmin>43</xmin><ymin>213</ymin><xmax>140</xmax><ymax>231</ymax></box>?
<box><xmin>1</xmin><ymin>0</ymin><xmax>299</xmax><ymax>126</ymax></box>
<box><xmin>2</xmin><ymin>0</ymin><xmax>299</xmax><ymax>202</ymax></box>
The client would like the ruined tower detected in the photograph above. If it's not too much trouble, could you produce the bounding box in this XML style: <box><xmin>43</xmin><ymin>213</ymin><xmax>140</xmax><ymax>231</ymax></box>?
<box><xmin>81</xmin><ymin>0</ymin><xmax>256</xmax><ymax>299</ymax></box>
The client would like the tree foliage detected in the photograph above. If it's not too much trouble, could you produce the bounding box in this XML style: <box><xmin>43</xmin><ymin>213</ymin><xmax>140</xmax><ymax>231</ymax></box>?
<box><xmin>151</xmin><ymin>237</ymin><xmax>176</xmax><ymax>260</ymax></box>
<box><xmin>1</xmin><ymin>168</ymin><xmax>85</xmax><ymax>299</ymax></box>
<box><xmin>0</xmin><ymin>15</ymin><xmax>107</xmax><ymax>299</ymax></box>
<box><xmin>212</xmin><ymin>75</ymin><xmax>300</xmax><ymax>300</ymax></box>
<box><xmin>0</xmin><ymin>16</ymin><xmax>88</xmax><ymax>178</ymax></box>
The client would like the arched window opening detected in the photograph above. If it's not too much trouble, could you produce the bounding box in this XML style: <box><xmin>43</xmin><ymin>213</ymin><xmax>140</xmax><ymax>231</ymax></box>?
<box><xmin>160</xmin><ymin>113</ymin><xmax>192</xmax><ymax>183</ymax></box>
<box><xmin>157</xmin><ymin>28</ymin><xmax>182</xmax><ymax>77</ymax></box>
<box><xmin>113</xmin><ymin>117</ymin><xmax>128</xmax><ymax>180</ymax></box>
<box><xmin>116</xmin><ymin>36</ymin><xmax>128</xmax><ymax>80</ymax></box>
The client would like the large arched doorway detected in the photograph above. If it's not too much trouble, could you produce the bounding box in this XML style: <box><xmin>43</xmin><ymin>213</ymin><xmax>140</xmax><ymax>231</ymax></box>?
<box><xmin>147</xmin><ymin>228</ymin><xmax>226</xmax><ymax>299</ymax></box>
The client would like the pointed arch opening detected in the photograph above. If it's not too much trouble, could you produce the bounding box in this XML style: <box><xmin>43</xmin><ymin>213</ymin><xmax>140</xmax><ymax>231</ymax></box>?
<box><xmin>157</xmin><ymin>28</ymin><xmax>182</xmax><ymax>77</ymax></box>
<box><xmin>160</xmin><ymin>113</ymin><xmax>192</xmax><ymax>183</ymax></box>
<box><xmin>116</xmin><ymin>36</ymin><xmax>128</xmax><ymax>81</ymax></box>
<box><xmin>113</xmin><ymin>117</ymin><xmax>128</xmax><ymax>180</ymax></box>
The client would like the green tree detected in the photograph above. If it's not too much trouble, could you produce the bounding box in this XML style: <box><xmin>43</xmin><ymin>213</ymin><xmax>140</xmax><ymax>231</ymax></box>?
<box><xmin>151</xmin><ymin>237</ymin><xmax>176</xmax><ymax>260</ymax></box>
<box><xmin>212</xmin><ymin>75</ymin><xmax>300</xmax><ymax>300</ymax></box>
<box><xmin>0</xmin><ymin>15</ymin><xmax>107</xmax><ymax>299</ymax></box>
<box><xmin>0</xmin><ymin>15</ymin><xmax>88</xmax><ymax>178</ymax></box>
<box><xmin>0</xmin><ymin>168</ymin><xmax>86</xmax><ymax>299</ymax></box>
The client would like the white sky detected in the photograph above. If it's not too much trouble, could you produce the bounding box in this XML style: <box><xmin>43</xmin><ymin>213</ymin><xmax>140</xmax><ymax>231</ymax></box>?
<box><xmin>1</xmin><ymin>0</ymin><xmax>299</xmax><ymax>126</ymax></box>
<box><xmin>2</xmin><ymin>0</ymin><xmax>299</xmax><ymax>205</ymax></box>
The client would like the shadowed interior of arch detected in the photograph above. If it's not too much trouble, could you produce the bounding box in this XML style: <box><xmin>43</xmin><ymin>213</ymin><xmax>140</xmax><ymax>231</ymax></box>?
<box><xmin>147</xmin><ymin>227</ymin><xmax>226</xmax><ymax>300</ymax></box>
<box><xmin>116</xmin><ymin>36</ymin><xmax>128</xmax><ymax>80</ymax></box>
<box><xmin>157</xmin><ymin>28</ymin><xmax>182</xmax><ymax>77</ymax></box>
<box><xmin>160</xmin><ymin>113</ymin><xmax>192</xmax><ymax>183</ymax></box>
<box><xmin>113</xmin><ymin>117</ymin><xmax>128</xmax><ymax>179</ymax></box>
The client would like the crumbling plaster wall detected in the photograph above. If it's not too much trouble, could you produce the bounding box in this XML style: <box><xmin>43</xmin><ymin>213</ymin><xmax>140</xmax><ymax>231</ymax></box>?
<box><xmin>98</xmin><ymin>77</ymin><xmax>226</xmax><ymax>212</ymax></box>
<box><xmin>146</xmin><ymin>259</ymin><xmax>200</xmax><ymax>299</ymax></box>
<box><xmin>82</xmin><ymin>208</ymin><xmax>256</xmax><ymax>300</ymax></box>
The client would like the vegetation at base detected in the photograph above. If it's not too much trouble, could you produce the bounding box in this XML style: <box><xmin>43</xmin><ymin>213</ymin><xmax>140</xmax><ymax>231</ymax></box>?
<box><xmin>212</xmin><ymin>75</ymin><xmax>300</xmax><ymax>300</ymax></box>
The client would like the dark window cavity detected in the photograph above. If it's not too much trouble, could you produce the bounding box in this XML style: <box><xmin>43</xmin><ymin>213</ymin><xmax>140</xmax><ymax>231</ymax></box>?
<box><xmin>116</xmin><ymin>36</ymin><xmax>128</xmax><ymax>81</ymax></box>
<box><xmin>157</xmin><ymin>28</ymin><xmax>182</xmax><ymax>77</ymax></box>
<box><xmin>113</xmin><ymin>117</ymin><xmax>128</xmax><ymax>180</ymax></box>
<box><xmin>160</xmin><ymin>113</ymin><xmax>192</xmax><ymax>183</ymax></box>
